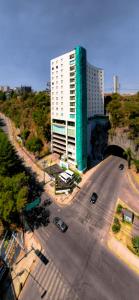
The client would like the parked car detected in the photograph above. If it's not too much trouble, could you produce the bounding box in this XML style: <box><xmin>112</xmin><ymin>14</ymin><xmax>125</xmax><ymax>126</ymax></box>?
<box><xmin>0</xmin><ymin>257</ymin><xmax>9</xmax><ymax>283</ymax></box>
<box><xmin>90</xmin><ymin>192</ymin><xmax>98</xmax><ymax>204</ymax></box>
<box><xmin>119</xmin><ymin>164</ymin><xmax>124</xmax><ymax>170</ymax></box>
<box><xmin>53</xmin><ymin>217</ymin><xmax>68</xmax><ymax>232</ymax></box>
<box><xmin>43</xmin><ymin>198</ymin><xmax>52</xmax><ymax>206</ymax></box>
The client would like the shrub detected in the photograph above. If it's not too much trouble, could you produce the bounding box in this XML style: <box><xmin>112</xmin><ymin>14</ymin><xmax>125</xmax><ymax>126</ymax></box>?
<box><xmin>25</xmin><ymin>136</ymin><xmax>43</xmax><ymax>153</ymax></box>
<box><xmin>114</xmin><ymin>217</ymin><xmax>120</xmax><ymax>225</ymax></box>
<box><xmin>132</xmin><ymin>236</ymin><xmax>139</xmax><ymax>254</ymax></box>
<box><xmin>112</xmin><ymin>223</ymin><xmax>121</xmax><ymax>233</ymax></box>
<box><xmin>116</xmin><ymin>204</ymin><xmax>123</xmax><ymax>214</ymax></box>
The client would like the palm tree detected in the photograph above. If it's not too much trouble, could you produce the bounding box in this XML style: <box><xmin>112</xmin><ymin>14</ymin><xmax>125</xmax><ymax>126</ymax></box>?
<box><xmin>123</xmin><ymin>147</ymin><xmax>133</xmax><ymax>169</ymax></box>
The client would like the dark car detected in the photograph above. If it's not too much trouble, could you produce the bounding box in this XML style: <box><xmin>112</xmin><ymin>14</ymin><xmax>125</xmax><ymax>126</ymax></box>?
<box><xmin>90</xmin><ymin>192</ymin><xmax>98</xmax><ymax>204</ymax></box>
<box><xmin>119</xmin><ymin>164</ymin><xmax>124</xmax><ymax>170</ymax></box>
<box><xmin>53</xmin><ymin>217</ymin><xmax>68</xmax><ymax>232</ymax></box>
<box><xmin>35</xmin><ymin>250</ymin><xmax>49</xmax><ymax>265</ymax></box>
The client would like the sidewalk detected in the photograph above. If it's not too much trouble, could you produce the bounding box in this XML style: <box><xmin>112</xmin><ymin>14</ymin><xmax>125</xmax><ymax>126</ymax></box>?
<box><xmin>10</xmin><ymin>231</ymin><xmax>41</xmax><ymax>299</ymax></box>
<box><xmin>127</xmin><ymin>169</ymin><xmax>139</xmax><ymax>195</ymax></box>
<box><xmin>107</xmin><ymin>235</ymin><xmax>139</xmax><ymax>276</ymax></box>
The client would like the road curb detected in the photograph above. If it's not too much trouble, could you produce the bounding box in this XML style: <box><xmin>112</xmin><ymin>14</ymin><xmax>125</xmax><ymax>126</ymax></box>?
<box><xmin>126</xmin><ymin>171</ymin><xmax>139</xmax><ymax>195</ymax></box>
<box><xmin>107</xmin><ymin>236</ymin><xmax>139</xmax><ymax>276</ymax></box>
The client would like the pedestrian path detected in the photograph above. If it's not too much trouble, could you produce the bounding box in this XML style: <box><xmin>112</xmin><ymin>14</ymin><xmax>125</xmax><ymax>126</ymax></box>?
<box><xmin>33</xmin><ymin>249</ymin><xmax>79</xmax><ymax>300</ymax></box>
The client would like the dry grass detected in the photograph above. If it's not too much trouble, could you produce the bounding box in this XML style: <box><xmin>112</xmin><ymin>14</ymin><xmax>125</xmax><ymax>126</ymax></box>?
<box><xmin>110</xmin><ymin>199</ymin><xmax>139</xmax><ymax>250</ymax></box>
<box><xmin>130</xmin><ymin>167</ymin><xmax>139</xmax><ymax>186</ymax></box>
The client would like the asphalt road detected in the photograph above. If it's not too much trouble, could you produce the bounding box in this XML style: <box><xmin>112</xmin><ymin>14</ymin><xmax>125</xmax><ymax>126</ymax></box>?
<box><xmin>20</xmin><ymin>155</ymin><xmax>139</xmax><ymax>300</ymax></box>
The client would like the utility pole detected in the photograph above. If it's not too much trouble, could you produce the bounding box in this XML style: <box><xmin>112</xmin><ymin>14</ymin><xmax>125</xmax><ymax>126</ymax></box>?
<box><xmin>24</xmin><ymin>268</ymin><xmax>47</xmax><ymax>298</ymax></box>
<box><xmin>42</xmin><ymin>160</ymin><xmax>47</xmax><ymax>184</ymax></box>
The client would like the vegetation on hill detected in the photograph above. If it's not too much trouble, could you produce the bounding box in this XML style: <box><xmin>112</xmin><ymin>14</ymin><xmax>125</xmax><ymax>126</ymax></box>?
<box><xmin>107</xmin><ymin>92</ymin><xmax>139</xmax><ymax>141</ymax></box>
<box><xmin>0</xmin><ymin>127</ymin><xmax>43</xmax><ymax>230</ymax></box>
<box><xmin>0</xmin><ymin>128</ymin><xmax>28</xmax><ymax>226</ymax></box>
<box><xmin>0</xmin><ymin>90</ymin><xmax>51</xmax><ymax>156</ymax></box>
<box><xmin>106</xmin><ymin>92</ymin><xmax>139</xmax><ymax>170</ymax></box>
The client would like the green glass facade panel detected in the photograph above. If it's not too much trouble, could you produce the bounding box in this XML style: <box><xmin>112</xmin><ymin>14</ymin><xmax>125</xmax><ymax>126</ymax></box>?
<box><xmin>75</xmin><ymin>46</ymin><xmax>87</xmax><ymax>171</ymax></box>
<box><xmin>52</xmin><ymin>125</ymin><xmax>66</xmax><ymax>135</ymax></box>
<box><xmin>69</xmin><ymin>114</ymin><xmax>75</xmax><ymax>119</ymax></box>
<box><xmin>67</xmin><ymin>127</ymin><xmax>75</xmax><ymax>137</ymax></box>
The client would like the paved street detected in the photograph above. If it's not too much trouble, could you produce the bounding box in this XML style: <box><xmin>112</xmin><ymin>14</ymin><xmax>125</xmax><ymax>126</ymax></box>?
<box><xmin>20</xmin><ymin>155</ymin><xmax>139</xmax><ymax>300</ymax></box>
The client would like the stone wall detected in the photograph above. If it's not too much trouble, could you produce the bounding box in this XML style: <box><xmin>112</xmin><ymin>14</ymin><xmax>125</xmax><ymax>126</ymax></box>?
<box><xmin>108</xmin><ymin>130</ymin><xmax>139</xmax><ymax>159</ymax></box>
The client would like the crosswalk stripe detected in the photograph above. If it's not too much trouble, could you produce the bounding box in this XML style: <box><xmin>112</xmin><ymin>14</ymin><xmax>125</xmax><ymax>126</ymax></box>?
<box><xmin>46</xmin><ymin>268</ymin><xmax>59</xmax><ymax>296</ymax></box>
<box><xmin>51</xmin><ymin>281</ymin><xmax>66</xmax><ymax>300</ymax></box>
<box><xmin>32</xmin><ymin>254</ymin><xmax>79</xmax><ymax>300</ymax></box>
<box><xmin>39</xmin><ymin>227</ymin><xmax>50</xmax><ymax>237</ymax></box>
<box><xmin>42</xmin><ymin>263</ymin><xmax>56</xmax><ymax>290</ymax></box>
<box><xmin>58</xmin><ymin>284</ymin><xmax>67</xmax><ymax>300</ymax></box>
<box><xmin>34</xmin><ymin>267</ymin><xmax>47</xmax><ymax>291</ymax></box>
<box><xmin>38</xmin><ymin>263</ymin><xmax>55</xmax><ymax>292</ymax></box>
<box><xmin>48</xmin><ymin>273</ymin><xmax>63</xmax><ymax>300</ymax></box>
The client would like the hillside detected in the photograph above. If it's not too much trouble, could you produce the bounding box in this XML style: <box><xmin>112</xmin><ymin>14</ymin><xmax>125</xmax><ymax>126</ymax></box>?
<box><xmin>0</xmin><ymin>90</ymin><xmax>51</xmax><ymax>156</ymax></box>
<box><xmin>107</xmin><ymin>92</ymin><xmax>139</xmax><ymax>145</ymax></box>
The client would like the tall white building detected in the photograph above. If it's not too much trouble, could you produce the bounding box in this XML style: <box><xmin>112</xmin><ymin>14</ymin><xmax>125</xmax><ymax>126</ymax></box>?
<box><xmin>113</xmin><ymin>75</ymin><xmax>120</xmax><ymax>93</ymax></box>
<box><xmin>51</xmin><ymin>46</ymin><xmax>104</xmax><ymax>172</ymax></box>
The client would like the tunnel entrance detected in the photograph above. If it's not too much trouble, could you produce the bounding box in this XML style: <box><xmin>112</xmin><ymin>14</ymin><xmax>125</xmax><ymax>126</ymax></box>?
<box><xmin>103</xmin><ymin>145</ymin><xmax>127</xmax><ymax>159</ymax></box>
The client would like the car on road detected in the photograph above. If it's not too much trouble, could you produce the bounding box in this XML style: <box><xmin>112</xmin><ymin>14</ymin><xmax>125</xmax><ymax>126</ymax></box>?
<box><xmin>53</xmin><ymin>217</ymin><xmax>68</xmax><ymax>232</ymax></box>
<box><xmin>35</xmin><ymin>250</ymin><xmax>49</xmax><ymax>265</ymax></box>
<box><xmin>119</xmin><ymin>164</ymin><xmax>124</xmax><ymax>170</ymax></box>
<box><xmin>90</xmin><ymin>192</ymin><xmax>98</xmax><ymax>204</ymax></box>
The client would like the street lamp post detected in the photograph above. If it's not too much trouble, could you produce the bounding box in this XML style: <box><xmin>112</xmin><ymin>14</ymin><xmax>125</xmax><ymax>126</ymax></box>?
<box><xmin>42</xmin><ymin>160</ymin><xmax>47</xmax><ymax>184</ymax></box>
<box><xmin>24</xmin><ymin>268</ymin><xmax>47</xmax><ymax>298</ymax></box>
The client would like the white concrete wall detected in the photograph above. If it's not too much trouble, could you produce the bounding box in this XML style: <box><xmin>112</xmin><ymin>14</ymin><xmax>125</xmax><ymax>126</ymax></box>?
<box><xmin>51</xmin><ymin>49</ymin><xmax>75</xmax><ymax>121</ymax></box>
<box><xmin>87</xmin><ymin>63</ymin><xmax>104</xmax><ymax>117</ymax></box>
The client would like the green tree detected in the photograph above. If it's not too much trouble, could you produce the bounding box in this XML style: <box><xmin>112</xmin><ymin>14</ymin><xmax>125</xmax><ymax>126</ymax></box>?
<box><xmin>0</xmin><ymin>91</ymin><xmax>6</xmax><ymax>101</ymax></box>
<box><xmin>133</xmin><ymin>160</ymin><xmax>139</xmax><ymax>173</ymax></box>
<box><xmin>0</xmin><ymin>173</ymin><xmax>28</xmax><ymax>223</ymax></box>
<box><xmin>116</xmin><ymin>204</ymin><xmax>123</xmax><ymax>214</ymax></box>
<box><xmin>112</xmin><ymin>223</ymin><xmax>121</xmax><ymax>233</ymax></box>
<box><xmin>26</xmin><ymin>136</ymin><xmax>43</xmax><ymax>153</ymax></box>
<box><xmin>123</xmin><ymin>148</ymin><xmax>133</xmax><ymax>169</ymax></box>
<box><xmin>21</xmin><ymin>129</ymin><xmax>30</xmax><ymax>141</ymax></box>
<box><xmin>0</xmin><ymin>129</ymin><xmax>21</xmax><ymax>176</ymax></box>
<box><xmin>132</xmin><ymin>236</ymin><xmax>139</xmax><ymax>254</ymax></box>
<box><xmin>0</xmin><ymin>91</ymin><xmax>51</xmax><ymax>153</ymax></box>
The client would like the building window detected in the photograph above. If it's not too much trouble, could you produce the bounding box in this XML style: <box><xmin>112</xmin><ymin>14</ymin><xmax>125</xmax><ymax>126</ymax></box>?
<box><xmin>56</xmin><ymin>66</ymin><xmax>58</xmax><ymax>69</ymax></box>
<box><xmin>70</xmin><ymin>54</ymin><xmax>75</xmax><ymax>59</ymax></box>
<box><xmin>70</xmin><ymin>72</ymin><xmax>75</xmax><ymax>77</ymax></box>
<box><xmin>70</xmin><ymin>66</ymin><xmax>75</xmax><ymax>71</ymax></box>
<box><xmin>70</xmin><ymin>108</ymin><xmax>75</xmax><ymax>112</ymax></box>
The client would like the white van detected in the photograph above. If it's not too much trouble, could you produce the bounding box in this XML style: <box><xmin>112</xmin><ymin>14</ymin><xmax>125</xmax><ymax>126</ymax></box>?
<box><xmin>65</xmin><ymin>170</ymin><xmax>74</xmax><ymax>180</ymax></box>
<box><xmin>59</xmin><ymin>172</ymin><xmax>71</xmax><ymax>183</ymax></box>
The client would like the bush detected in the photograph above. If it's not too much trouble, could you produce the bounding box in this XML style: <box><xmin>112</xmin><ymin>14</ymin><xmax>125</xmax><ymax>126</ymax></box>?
<box><xmin>26</xmin><ymin>136</ymin><xmax>43</xmax><ymax>153</ymax></box>
<box><xmin>133</xmin><ymin>160</ymin><xmax>139</xmax><ymax>173</ymax></box>
<box><xmin>114</xmin><ymin>217</ymin><xmax>120</xmax><ymax>224</ymax></box>
<box><xmin>116</xmin><ymin>204</ymin><xmax>123</xmax><ymax>214</ymax></box>
<box><xmin>112</xmin><ymin>223</ymin><xmax>121</xmax><ymax>233</ymax></box>
<box><xmin>21</xmin><ymin>129</ymin><xmax>30</xmax><ymax>141</ymax></box>
<box><xmin>132</xmin><ymin>236</ymin><xmax>139</xmax><ymax>254</ymax></box>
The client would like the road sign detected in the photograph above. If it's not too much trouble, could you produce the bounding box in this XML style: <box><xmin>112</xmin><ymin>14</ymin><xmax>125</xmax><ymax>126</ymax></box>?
<box><xmin>25</xmin><ymin>198</ymin><xmax>41</xmax><ymax>212</ymax></box>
